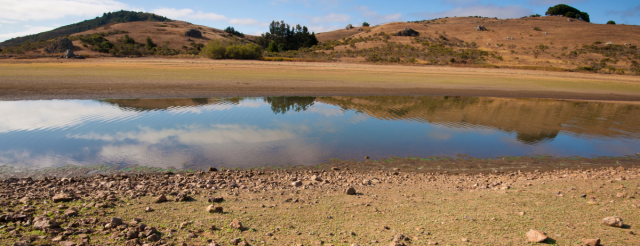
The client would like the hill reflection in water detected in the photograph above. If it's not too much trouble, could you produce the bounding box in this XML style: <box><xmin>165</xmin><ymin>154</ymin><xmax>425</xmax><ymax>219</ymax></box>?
<box><xmin>0</xmin><ymin>96</ymin><xmax>638</xmax><ymax>170</ymax></box>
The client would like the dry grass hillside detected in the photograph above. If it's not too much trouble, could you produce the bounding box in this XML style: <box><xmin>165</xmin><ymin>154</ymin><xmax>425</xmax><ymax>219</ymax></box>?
<box><xmin>286</xmin><ymin>16</ymin><xmax>640</xmax><ymax>74</ymax></box>
<box><xmin>5</xmin><ymin>20</ymin><xmax>256</xmax><ymax>57</ymax></box>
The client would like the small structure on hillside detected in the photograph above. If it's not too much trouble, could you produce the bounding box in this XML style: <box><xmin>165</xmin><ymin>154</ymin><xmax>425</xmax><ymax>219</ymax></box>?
<box><xmin>345</xmin><ymin>24</ymin><xmax>353</xmax><ymax>30</ymax></box>
<box><xmin>45</xmin><ymin>38</ymin><xmax>73</xmax><ymax>53</ymax></box>
<box><xmin>184</xmin><ymin>29</ymin><xmax>203</xmax><ymax>38</ymax></box>
<box><xmin>475</xmin><ymin>25</ymin><xmax>488</xmax><ymax>31</ymax></box>
<box><xmin>396</xmin><ymin>28</ymin><xmax>419</xmax><ymax>37</ymax></box>
<box><xmin>568</xmin><ymin>19</ymin><xmax>574</xmax><ymax>22</ymax></box>
<box><xmin>357</xmin><ymin>27</ymin><xmax>363</xmax><ymax>31</ymax></box>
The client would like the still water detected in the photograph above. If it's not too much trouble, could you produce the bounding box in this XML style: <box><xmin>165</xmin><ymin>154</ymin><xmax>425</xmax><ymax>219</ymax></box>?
<box><xmin>0</xmin><ymin>96</ymin><xmax>639</xmax><ymax>170</ymax></box>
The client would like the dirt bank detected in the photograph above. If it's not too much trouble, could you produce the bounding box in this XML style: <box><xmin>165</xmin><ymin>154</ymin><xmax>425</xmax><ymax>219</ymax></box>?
<box><xmin>1</xmin><ymin>58</ymin><xmax>640</xmax><ymax>101</ymax></box>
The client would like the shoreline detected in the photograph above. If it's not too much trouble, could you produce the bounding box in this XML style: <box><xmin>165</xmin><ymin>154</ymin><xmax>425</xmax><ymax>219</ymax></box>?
<box><xmin>1</xmin><ymin>58</ymin><xmax>640</xmax><ymax>101</ymax></box>
<box><xmin>2</xmin><ymin>155</ymin><xmax>639</xmax><ymax>180</ymax></box>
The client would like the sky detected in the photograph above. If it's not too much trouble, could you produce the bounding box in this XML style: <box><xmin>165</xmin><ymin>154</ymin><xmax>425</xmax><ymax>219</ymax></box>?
<box><xmin>1</xmin><ymin>0</ymin><xmax>639</xmax><ymax>42</ymax></box>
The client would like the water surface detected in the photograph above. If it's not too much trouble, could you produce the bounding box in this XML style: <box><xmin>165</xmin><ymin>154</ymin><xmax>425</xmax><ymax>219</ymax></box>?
<box><xmin>0</xmin><ymin>96</ymin><xmax>639</xmax><ymax>170</ymax></box>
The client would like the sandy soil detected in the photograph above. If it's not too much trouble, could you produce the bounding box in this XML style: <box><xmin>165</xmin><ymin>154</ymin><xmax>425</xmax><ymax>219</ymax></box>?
<box><xmin>1</xmin><ymin>58</ymin><xmax>640</xmax><ymax>101</ymax></box>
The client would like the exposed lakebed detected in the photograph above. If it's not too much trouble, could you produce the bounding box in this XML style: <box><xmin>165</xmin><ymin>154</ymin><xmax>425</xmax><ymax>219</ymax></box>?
<box><xmin>0</xmin><ymin>96</ymin><xmax>639</xmax><ymax>172</ymax></box>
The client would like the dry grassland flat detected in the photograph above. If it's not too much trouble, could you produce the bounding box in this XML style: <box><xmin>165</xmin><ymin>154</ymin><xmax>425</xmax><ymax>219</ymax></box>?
<box><xmin>1</xmin><ymin>58</ymin><xmax>639</xmax><ymax>100</ymax></box>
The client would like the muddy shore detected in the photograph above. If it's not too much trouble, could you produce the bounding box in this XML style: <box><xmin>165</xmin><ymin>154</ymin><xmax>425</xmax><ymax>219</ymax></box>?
<box><xmin>1</xmin><ymin>58</ymin><xmax>640</xmax><ymax>101</ymax></box>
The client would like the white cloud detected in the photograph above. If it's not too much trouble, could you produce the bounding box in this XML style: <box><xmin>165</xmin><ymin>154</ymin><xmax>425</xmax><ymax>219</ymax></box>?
<box><xmin>306</xmin><ymin>25</ymin><xmax>343</xmax><ymax>33</ymax></box>
<box><xmin>358</xmin><ymin>6</ymin><xmax>403</xmax><ymax>24</ymax></box>
<box><xmin>229</xmin><ymin>18</ymin><xmax>269</xmax><ymax>27</ymax></box>
<box><xmin>0</xmin><ymin>100</ymin><xmax>139</xmax><ymax>133</ymax></box>
<box><xmin>0</xmin><ymin>20</ymin><xmax>18</xmax><ymax>24</ymax></box>
<box><xmin>0</xmin><ymin>0</ymin><xmax>129</xmax><ymax>21</ymax></box>
<box><xmin>151</xmin><ymin>8</ymin><xmax>227</xmax><ymax>21</ymax></box>
<box><xmin>0</xmin><ymin>25</ymin><xmax>58</xmax><ymax>42</ymax></box>
<box><xmin>416</xmin><ymin>4</ymin><xmax>532</xmax><ymax>19</ymax></box>
<box><xmin>526</xmin><ymin>0</ymin><xmax>586</xmax><ymax>6</ymax></box>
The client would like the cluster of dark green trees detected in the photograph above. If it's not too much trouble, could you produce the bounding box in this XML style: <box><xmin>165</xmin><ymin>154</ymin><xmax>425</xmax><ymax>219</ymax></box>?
<box><xmin>224</xmin><ymin>27</ymin><xmax>244</xmax><ymax>37</ymax></box>
<box><xmin>256</xmin><ymin>21</ymin><xmax>319</xmax><ymax>52</ymax></box>
<box><xmin>0</xmin><ymin>10</ymin><xmax>169</xmax><ymax>47</ymax></box>
<box><xmin>546</xmin><ymin>4</ymin><xmax>590</xmax><ymax>22</ymax></box>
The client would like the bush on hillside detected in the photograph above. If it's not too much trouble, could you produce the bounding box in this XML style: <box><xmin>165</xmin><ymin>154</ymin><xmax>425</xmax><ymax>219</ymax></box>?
<box><xmin>546</xmin><ymin>4</ymin><xmax>590</xmax><ymax>22</ymax></box>
<box><xmin>145</xmin><ymin>37</ymin><xmax>157</xmax><ymax>50</ymax></box>
<box><xmin>224</xmin><ymin>27</ymin><xmax>244</xmax><ymax>37</ymax></box>
<box><xmin>363</xmin><ymin>22</ymin><xmax>370</xmax><ymax>27</ymax></box>
<box><xmin>202</xmin><ymin>40</ymin><xmax>262</xmax><ymax>60</ymax></box>
<box><xmin>607</xmin><ymin>20</ymin><xmax>616</xmax><ymax>25</ymax></box>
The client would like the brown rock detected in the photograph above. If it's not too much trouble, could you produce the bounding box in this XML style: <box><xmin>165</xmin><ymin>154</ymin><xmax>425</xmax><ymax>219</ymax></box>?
<box><xmin>64</xmin><ymin>208</ymin><xmax>78</xmax><ymax>217</ymax></box>
<box><xmin>230</xmin><ymin>238</ymin><xmax>241</xmax><ymax>245</ymax></box>
<box><xmin>291</xmin><ymin>181</ymin><xmax>302</xmax><ymax>187</ymax></box>
<box><xmin>581</xmin><ymin>238</ymin><xmax>601</xmax><ymax>246</ymax></box>
<box><xmin>206</xmin><ymin>205</ymin><xmax>223</xmax><ymax>213</ymax></box>
<box><xmin>526</xmin><ymin>229</ymin><xmax>548</xmax><ymax>243</ymax></box>
<box><xmin>58</xmin><ymin>242</ymin><xmax>77</xmax><ymax>246</ymax></box>
<box><xmin>145</xmin><ymin>207</ymin><xmax>154</xmax><ymax>212</ymax></box>
<box><xmin>110</xmin><ymin>217</ymin><xmax>123</xmax><ymax>226</ymax></box>
<box><xmin>52</xmin><ymin>193</ymin><xmax>74</xmax><ymax>203</ymax></box>
<box><xmin>208</xmin><ymin>197</ymin><xmax>224</xmax><ymax>203</ymax></box>
<box><xmin>346</xmin><ymin>187</ymin><xmax>356</xmax><ymax>195</ymax></box>
<box><xmin>230</xmin><ymin>218</ymin><xmax>244</xmax><ymax>230</ymax></box>
<box><xmin>602</xmin><ymin>216</ymin><xmax>623</xmax><ymax>227</ymax></box>
<box><xmin>147</xmin><ymin>234</ymin><xmax>159</xmax><ymax>242</ymax></box>
<box><xmin>154</xmin><ymin>195</ymin><xmax>167</xmax><ymax>203</ymax></box>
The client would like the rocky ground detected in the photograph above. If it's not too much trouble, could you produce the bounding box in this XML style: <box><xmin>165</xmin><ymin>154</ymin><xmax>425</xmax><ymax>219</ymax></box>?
<box><xmin>2</xmin><ymin>166</ymin><xmax>640</xmax><ymax>246</ymax></box>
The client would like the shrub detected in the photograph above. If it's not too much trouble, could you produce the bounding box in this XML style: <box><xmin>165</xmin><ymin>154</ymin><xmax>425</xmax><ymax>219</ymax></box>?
<box><xmin>267</xmin><ymin>41</ymin><xmax>279</xmax><ymax>53</ymax></box>
<box><xmin>145</xmin><ymin>37</ymin><xmax>157</xmax><ymax>50</ymax></box>
<box><xmin>533</xmin><ymin>27</ymin><xmax>542</xmax><ymax>31</ymax></box>
<box><xmin>606</xmin><ymin>20</ymin><xmax>616</xmax><ymax>25</ymax></box>
<box><xmin>202</xmin><ymin>40</ymin><xmax>263</xmax><ymax>60</ymax></box>
<box><xmin>122</xmin><ymin>34</ymin><xmax>135</xmax><ymax>45</ymax></box>
<box><xmin>362</xmin><ymin>22</ymin><xmax>370</xmax><ymax>27</ymax></box>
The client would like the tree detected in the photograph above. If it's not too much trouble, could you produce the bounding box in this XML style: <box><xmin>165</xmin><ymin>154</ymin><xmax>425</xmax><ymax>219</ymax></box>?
<box><xmin>145</xmin><ymin>36</ymin><xmax>157</xmax><ymax>50</ymax></box>
<box><xmin>256</xmin><ymin>21</ymin><xmax>319</xmax><ymax>51</ymax></box>
<box><xmin>545</xmin><ymin>4</ymin><xmax>590</xmax><ymax>22</ymax></box>
<box><xmin>362</xmin><ymin>22</ymin><xmax>370</xmax><ymax>27</ymax></box>
<box><xmin>607</xmin><ymin>20</ymin><xmax>616</xmax><ymax>25</ymax></box>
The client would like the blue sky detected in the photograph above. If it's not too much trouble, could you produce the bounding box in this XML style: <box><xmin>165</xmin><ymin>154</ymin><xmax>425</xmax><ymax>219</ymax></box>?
<box><xmin>1</xmin><ymin>0</ymin><xmax>639</xmax><ymax>42</ymax></box>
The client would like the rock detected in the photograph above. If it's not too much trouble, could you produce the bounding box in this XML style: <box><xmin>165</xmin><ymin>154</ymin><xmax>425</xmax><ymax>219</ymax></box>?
<box><xmin>206</xmin><ymin>205</ymin><xmax>223</xmax><ymax>213</ymax></box>
<box><xmin>291</xmin><ymin>181</ymin><xmax>302</xmax><ymax>187</ymax></box>
<box><xmin>461</xmin><ymin>238</ymin><xmax>469</xmax><ymax>242</ymax></box>
<box><xmin>63</xmin><ymin>49</ymin><xmax>75</xmax><ymax>59</ymax></box>
<box><xmin>33</xmin><ymin>217</ymin><xmax>59</xmax><ymax>230</ymax></box>
<box><xmin>64</xmin><ymin>208</ymin><xmax>78</xmax><ymax>217</ymax></box>
<box><xmin>230</xmin><ymin>218</ymin><xmax>244</xmax><ymax>230</ymax></box>
<box><xmin>126</xmin><ymin>230</ymin><xmax>138</xmax><ymax>239</ymax></box>
<box><xmin>475</xmin><ymin>25</ymin><xmax>488</xmax><ymax>31</ymax></box>
<box><xmin>346</xmin><ymin>187</ymin><xmax>356</xmax><ymax>195</ymax></box>
<box><xmin>184</xmin><ymin>29</ymin><xmax>203</xmax><ymax>38</ymax></box>
<box><xmin>208</xmin><ymin>197</ymin><xmax>224</xmax><ymax>203</ymax></box>
<box><xmin>58</xmin><ymin>242</ymin><xmax>77</xmax><ymax>246</ymax></box>
<box><xmin>602</xmin><ymin>216</ymin><xmax>623</xmax><ymax>227</ymax></box>
<box><xmin>581</xmin><ymin>238</ymin><xmax>601</xmax><ymax>246</ymax></box>
<box><xmin>310</xmin><ymin>175</ymin><xmax>322</xmax><ymax>181</ymax></box>
<box><xmin>145</xmin><ymin>207</ymin><xmax>154</xmax><ymax>212</ymax></box>
<box><xmin>427</xmin><ymin>241</ymin><xmax>438</xmax><ymax>245</ymax></box>
<box><xmin>45</xmin><ymin>38</ymin><xmax>73</xmax><ymax>53</ymax></box>
<box><xmin>52</xmin><ymin>193</ymin><xmax>74</xmax><ymax>202</ymax></box>
<box><xmin>13</xmin><ymin>242</ymin><xmax>32</xmax><ymax>246</ymax></box>
<box><xmin>396</xmin><ymin>28</ymin><xmax>419</xmax><ymax>37</ymax></box>
<box><xmin>110</xmin><ymin>217</ymin><xmax>123</xmax><ymax>226</ymax></box>
<box><xmin>208</xmin><ymin>167</ymin><xmax>218</xmax><ymax>172</ymax></box>
<box><xmin>346</xmin><ymin>24</ymin><xmax>353</xmax><ymax>30</ymax></box>
<box><xmin>526</xmin><ymin>229</ymin><xmax>548</xmax><ymax>243</ymax></box>
<box><xmin>175</xmin><ymin>192</ymin><xmax>190</xmax><ymax>202</ymax></box>
<box><xmin>230</xmin><ymin>238</ymin><xmax>241</xmax><ymax>245</ymax></box>
<box><xmin>154</xmin><ymin>195</ymin><xmax>167</xmax><ymax>203</ymax></box>
<box><xmin>147</xmin><ymin>234</ymin><xmax>159</xmax><ymax>242</ymax></box>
